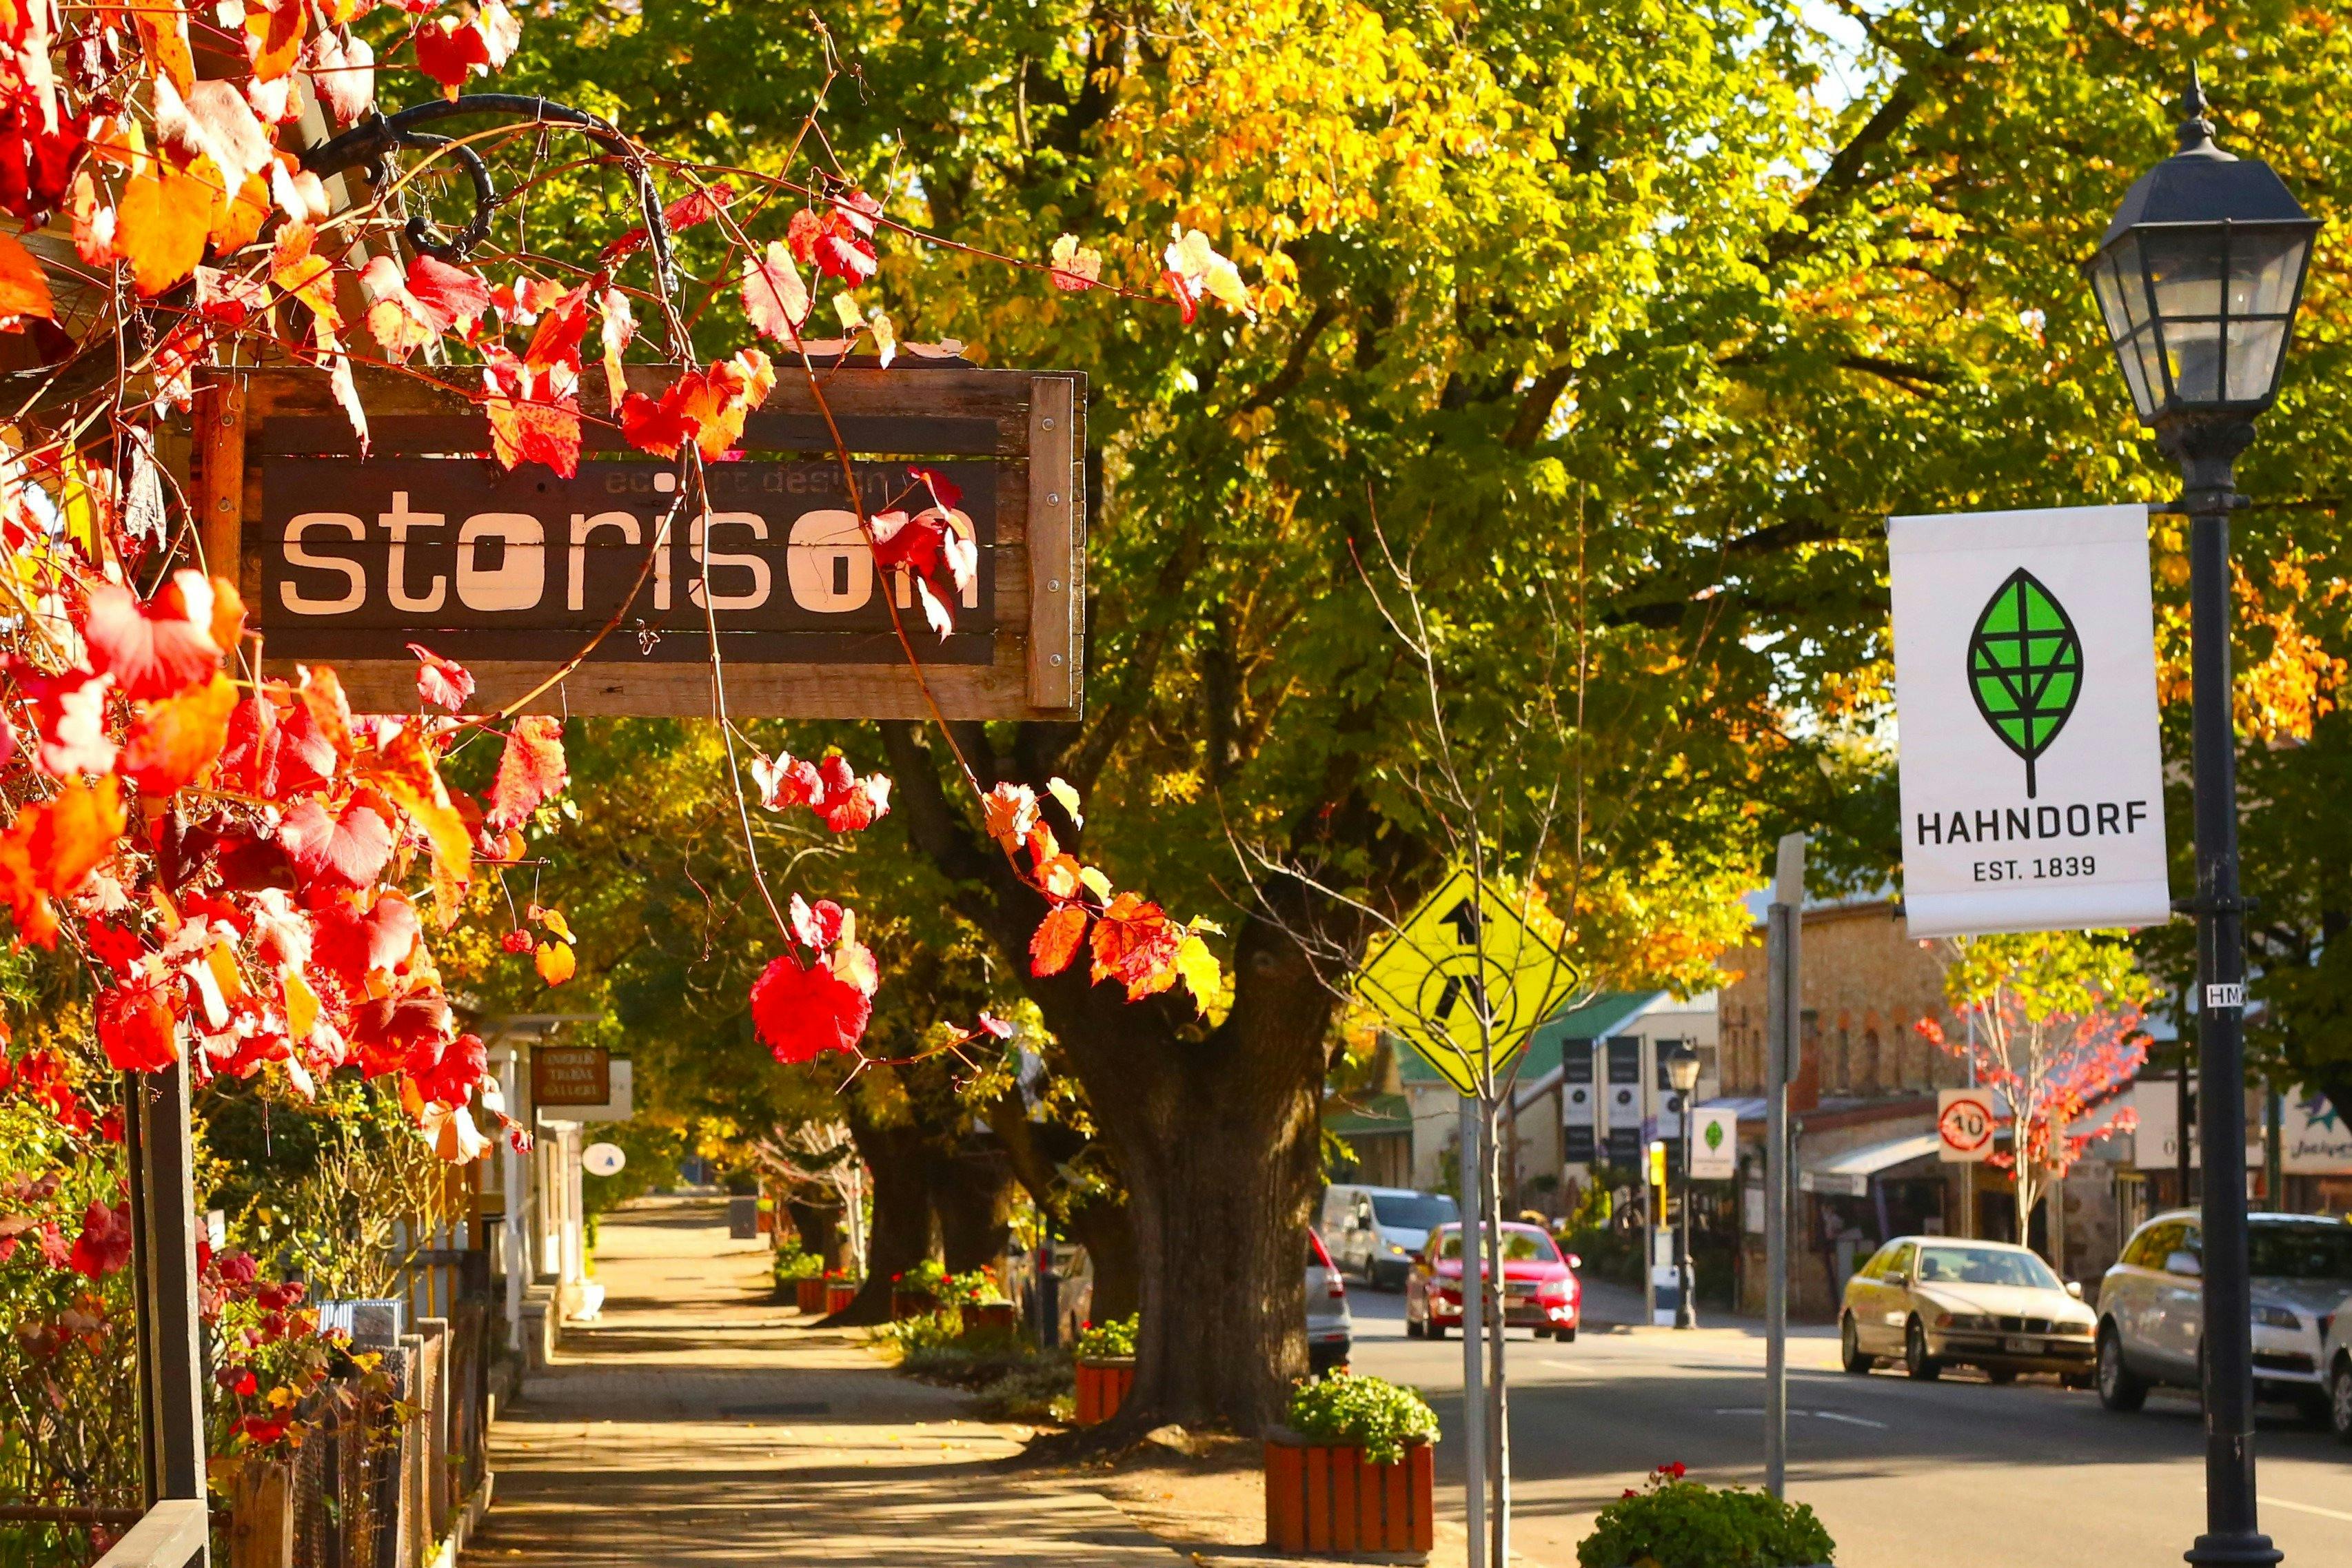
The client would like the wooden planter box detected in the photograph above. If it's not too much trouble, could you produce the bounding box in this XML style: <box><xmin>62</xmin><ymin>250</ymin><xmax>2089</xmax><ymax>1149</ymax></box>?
<box><xmin>968</xmin><ymin>1301</ymin><xmax>1018</xmax><ymax>1333</ymax></box>
<box><xmin>1264</xmin><ymin>1427</ymin><xmax>1433</xmax><ymax>1558</ymax></box>
<box><xmin>794</xmin><ymin>1276</ymin><xmax>827</xmax><ymax>1314</ymax></box>
<box><xmin>891</xmin><ymin>1288</ymin><xmax>938</xmax><ymax>1320</ymax></box>
<box><xmin>824</xmin><ymin>1280</ymin><xmax>858</xmax><ymax>1314</ymax></box>
<box><xmin>1073</xmin><ymin>1356</ymin><xmax>1135</xmax><ymax>1425</ymax></box>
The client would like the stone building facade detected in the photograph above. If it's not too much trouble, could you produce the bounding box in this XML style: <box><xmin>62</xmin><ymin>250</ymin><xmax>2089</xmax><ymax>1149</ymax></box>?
<box><xmin>1717</xmin><ymin>897</ymin><xmax>2129</xmax><ymax>1318</ymax></box>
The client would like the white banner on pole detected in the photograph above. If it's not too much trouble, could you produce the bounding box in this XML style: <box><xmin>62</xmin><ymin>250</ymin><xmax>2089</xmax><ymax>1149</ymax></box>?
<box><xmin>1889</xmin><ymin>504</ymin><xmax>2173</xmax><ymax>939</ymax></box>
<box><xmin>1689</xmin><ymin>1106</ymin><xmax>1738</xmax><ymax>1179</ymax></box>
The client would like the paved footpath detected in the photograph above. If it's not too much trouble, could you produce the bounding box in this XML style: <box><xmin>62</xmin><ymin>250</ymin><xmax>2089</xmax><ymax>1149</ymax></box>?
<box><xmin>458</xmin><ymin>1197</ymin><xmax>1183</xmax><ymax>1568</ymax></box>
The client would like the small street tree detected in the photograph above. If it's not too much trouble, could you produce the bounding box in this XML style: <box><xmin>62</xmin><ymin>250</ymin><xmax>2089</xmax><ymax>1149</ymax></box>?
<box><xmin>1917</xmin><ymin>932</ymin><xmax>2155</xmax><ymax>1254</ymax></box>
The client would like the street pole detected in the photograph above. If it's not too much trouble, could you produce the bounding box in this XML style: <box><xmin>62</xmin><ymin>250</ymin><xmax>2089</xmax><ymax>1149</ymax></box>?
<box><xmin>1459</xmin><ymin>1096</ymin><xmax>1486</xmax><ymax>1568</ymax></box>
<box><xmin>2167</xmin><ymin>414</ymin><xmax>2277</xmax><ymax>1567</ymax></box>
<box><xmin>1763</xmin><ymin>831</ymin><xmax>1804</xmax><ymax>1499</ymax></box>
<box><xmin>1674</xmin><ymin>1106</ymin><xmax>1696</xmax><ymax>1329</ymax></box>
<box><xmin>1482</xmin><ymin>1095</ymin><xmax>1510</xmax><ymax>1568</ymax></box>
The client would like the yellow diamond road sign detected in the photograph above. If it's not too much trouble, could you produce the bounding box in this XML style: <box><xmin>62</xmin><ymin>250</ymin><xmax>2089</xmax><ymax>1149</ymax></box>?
<box><xmin>1354</xmin><ymin>868</ymin><xmax>1583</xmax><ymax>1097</ymax></box>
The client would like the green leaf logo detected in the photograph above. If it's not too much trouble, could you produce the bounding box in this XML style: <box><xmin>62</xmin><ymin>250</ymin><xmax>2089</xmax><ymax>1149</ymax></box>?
<box><xmin>1703</xmin><ymin>1119</ymin><xmax>1725</xmax><ymax>1153</ymax></box>
<box><xmin>1967</xmin><ymin>568</ymin><xmax>2082</xmax><ymax>799</ymax></box>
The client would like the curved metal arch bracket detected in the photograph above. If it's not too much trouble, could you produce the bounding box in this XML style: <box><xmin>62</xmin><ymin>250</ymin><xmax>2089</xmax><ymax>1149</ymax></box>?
<box><xmin>298</xmin><ymin>94</ymin><xmax>673</xmax><ymax>285</ymax></box>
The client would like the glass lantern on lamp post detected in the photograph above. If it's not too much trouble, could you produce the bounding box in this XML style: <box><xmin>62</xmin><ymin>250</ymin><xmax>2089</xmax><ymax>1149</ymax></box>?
<box><xmin>2080</xmin><ymin>65</ymin><xmax>2316</xmax><ymax>1568</ymax></box>
<box><xmin>1666</xmin><ymin>1043</ymin><xmax>1702</xmax><ymax>1331</ymax></box>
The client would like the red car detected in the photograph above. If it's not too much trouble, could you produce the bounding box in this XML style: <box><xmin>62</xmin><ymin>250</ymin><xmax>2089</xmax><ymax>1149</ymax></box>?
<box><xmin>1405</xmin><ymin>1222</ymin><xmax>1580</xmax><ymax>1341</ymax></box>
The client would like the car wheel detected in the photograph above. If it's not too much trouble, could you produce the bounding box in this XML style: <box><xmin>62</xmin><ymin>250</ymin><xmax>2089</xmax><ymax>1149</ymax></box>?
<box><xmin>1840</xmin><ymin>1314</ymin><xmax>1872</xmax><ymax>1375</ymax></box>
<box><xmin>1428</xmin><ymin>1321</ymin><xmax>1446</xmax><ymax>1340</ymax></box>
<box><xmin>1985</xmin><ymin>1367</ymin><xmax>2019</xmax><ymax>1385</ymax></box>
<box><xmin>2330</xmin><ymin>1359</ymin><xmax>2352</xmax><ymax>1445</ymax></box>
<box><xmin>2096</xmin><ymin>1324</ymin><xmax>2148</xmax><ymax>1412</ymax></box>
<box><xmin>1558</xmin><ymin>1326</ymin><xmax>1576</xmax><ymax>1344</ymax></box>
<box><xmin>1904</xmin><ymin>1318</ymin><xmax>1941</xmax><ymax>1381</ymax></box>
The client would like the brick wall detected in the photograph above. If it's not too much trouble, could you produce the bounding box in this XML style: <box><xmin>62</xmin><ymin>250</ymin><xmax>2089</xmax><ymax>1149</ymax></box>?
<box><xmin>1718</xmin><ymin>901</ymin><xmax>1969</xmax><ymax>1100</ymax></box>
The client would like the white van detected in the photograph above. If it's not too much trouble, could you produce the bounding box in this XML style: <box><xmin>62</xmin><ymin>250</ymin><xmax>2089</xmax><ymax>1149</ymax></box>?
<box><xmin>1319</xmin><ymin>1185</ymin><xmax>1461</xmax><ymax>1290</ymax></box>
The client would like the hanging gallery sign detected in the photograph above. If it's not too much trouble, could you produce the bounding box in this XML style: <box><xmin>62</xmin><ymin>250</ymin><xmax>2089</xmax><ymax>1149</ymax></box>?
<box><xmin>1887</xmin><ymin>503</ymin><xmax>2172</xmax><ymax>938</ymax></box>
<box><xmin>197</xmin><ymin>363</ymin><xmax>1086</xmax><ymax>720</ymax></box>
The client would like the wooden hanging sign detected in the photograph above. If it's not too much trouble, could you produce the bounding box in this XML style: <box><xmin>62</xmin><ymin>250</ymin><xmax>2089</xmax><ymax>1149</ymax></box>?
<box><xmin>194</xmin><ymin>363</ymin><xmax>1086</xmax><ymax>720</ymax></box>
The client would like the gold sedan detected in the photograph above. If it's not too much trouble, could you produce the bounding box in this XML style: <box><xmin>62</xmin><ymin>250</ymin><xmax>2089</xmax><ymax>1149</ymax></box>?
<box><xmin>1840</xmin><ymin>1236</ymin><xmax>2097</xmax><ymax>1383</ymax></box>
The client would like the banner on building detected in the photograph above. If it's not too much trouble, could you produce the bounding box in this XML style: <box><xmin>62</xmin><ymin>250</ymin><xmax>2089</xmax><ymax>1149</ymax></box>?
<box><xmin>1889</xmin><ymin>504</ymin><xmax>2173</xmax><ymax>938</ymax></box>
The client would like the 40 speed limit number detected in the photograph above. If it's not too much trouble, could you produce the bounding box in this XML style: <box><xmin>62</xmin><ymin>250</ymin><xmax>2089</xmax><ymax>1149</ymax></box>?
<box><xmin>1937</xmin><ymin>1089</ymin><xmax>1996</xmax><ymax>1163</ymax></box>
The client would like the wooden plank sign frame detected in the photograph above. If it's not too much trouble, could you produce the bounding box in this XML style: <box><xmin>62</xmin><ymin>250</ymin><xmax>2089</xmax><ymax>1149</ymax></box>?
<box><xmin>196</xmin><ymin>363</ymin><xmax>1086</xmax><ymax>720</ymax></box>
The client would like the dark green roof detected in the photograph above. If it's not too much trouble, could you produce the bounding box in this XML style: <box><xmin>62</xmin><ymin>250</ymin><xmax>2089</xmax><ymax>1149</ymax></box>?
<box><xmin>1394</xmin><ymin>990</ymin><xmax>1667</xmax><ymax>1088</ymax></box>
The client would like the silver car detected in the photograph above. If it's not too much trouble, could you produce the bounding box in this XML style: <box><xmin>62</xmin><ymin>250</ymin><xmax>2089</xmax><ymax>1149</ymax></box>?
<box><xmin>2094</xmin><ymin>1209</ymin><xmax>2352</xmax><ymax>1423</ymax></box>
<box><xmin>1839</xmin><ymin>1236</ymin><xmax>2096</xmax><ymax>1381</ymax></box>
<box><xmin>1320</xmin><ymin>1185</ymin><xmax>1459</xmax><ymax>1290</ymax></box>
<box><xmin>2325</xmin><ymin>1304</ymin><xmax>2352</xmax><ymax>1443</ymax></box>
<box><xmin>1306</xmin><ymin>1228</ymin><xmax>1352</xmax><ymax>1374</ymax></box>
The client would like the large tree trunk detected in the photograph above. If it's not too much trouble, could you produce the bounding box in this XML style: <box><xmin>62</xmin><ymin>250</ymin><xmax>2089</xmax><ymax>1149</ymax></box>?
<box><xmin>986</xmin><ymin>1090</ymin><xmax>1142</xmax><ymax>1321</ymax></box>
<box><xmin>831</xmin><ymin>1111</ymin><xmax>934</xmax><ymax>1325</ymax></box>
<box><xmin>931</xmin><ymin>1141</ymin><xmax>1017</xmax><ymax>1272</ymax></box>
<box><xmin>884</xmin><ymin>721</ymin><xmax>1366</xmax><ymax>1429</ymax></box>
<box><xmin>785</xmin><ymin>1199</ymin><xmax>842</xmax><ymax>1270</ymax></box>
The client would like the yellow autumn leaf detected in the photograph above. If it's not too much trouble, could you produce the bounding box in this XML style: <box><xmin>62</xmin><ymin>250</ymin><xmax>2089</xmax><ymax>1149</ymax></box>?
<box><xmin>284</xmin><ymin>972</ymin><xmax>320</xmax><ymax>1039</ymax></box>
<box><xmin>1175</xmin><ymin>935</ymin><xmax>1223</xmax><ymax>1015</ymax></box>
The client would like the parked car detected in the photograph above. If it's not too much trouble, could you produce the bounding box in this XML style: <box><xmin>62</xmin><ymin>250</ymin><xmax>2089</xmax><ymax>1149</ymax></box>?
<box><xmin>1838</xmin><ymin>1236</ymin><xmax>2096</xmax><ymax>1382</ymax></box>
<box><xmin>2094</xmin><ymin>1210</ymin><xmax>2352</xmax><ymax>1423</ymax></box>
<box><xmin>1319</xmin><ymin>1184</ymin><xmax>1461</xmax><ymax>1290</ymax></box>
<box><xmin>1306</xmin><ymin>1228</ymin><xmax>1352</xmax><ymax>1374</ymax></box>
<box><xmin>2323</xmin><ymin>1299</ymin><xmax>2352</xmax><ymax>1443</ymax></box>
<box><xmin>1403</xmin><ymin>1221</ymin><xmax>1579</xmax><ymax>1341</ymax></box>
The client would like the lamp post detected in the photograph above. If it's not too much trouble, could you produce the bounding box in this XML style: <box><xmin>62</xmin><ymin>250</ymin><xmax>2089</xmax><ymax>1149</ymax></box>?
<box><xmin>2080</xmin><ymin>66</ymin><xmax>2316</xmax><ymax>1568</ymax></box>
<box><xmin>1667</xmin><ymin>1043</ymin><xmax>1702</xmax><ymax>1330</ymax></box>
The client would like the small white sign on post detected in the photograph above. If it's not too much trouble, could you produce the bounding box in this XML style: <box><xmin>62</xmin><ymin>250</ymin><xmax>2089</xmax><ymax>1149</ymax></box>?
<box><xmin>1937</xmin><ymin>1088</ymin><xmax>1997</xmax><ymax>1163</ymax></box>
<box><xmin>1690</xmin><ymin>1106</ymin><xmax>1738</xmax><ymax>1179</ymax></box>
<box><xmin>1889</xmin><ymin>505</ymin><xmax>2173</xmax><ymax>938</ymax></box>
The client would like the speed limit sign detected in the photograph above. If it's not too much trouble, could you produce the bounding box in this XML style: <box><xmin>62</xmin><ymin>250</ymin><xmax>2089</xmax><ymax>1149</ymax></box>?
<box><xmin>1937</xmin><ymin>1088</ymin><xmax>1996</xmax><ymax>1163</ymax></box>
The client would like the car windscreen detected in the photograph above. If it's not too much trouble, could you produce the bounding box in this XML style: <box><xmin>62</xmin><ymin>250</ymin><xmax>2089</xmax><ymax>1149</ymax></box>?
<box><xmin>1372</xmin><ymin>1194</ymin><xmax>1459</xmax><ymax>1230</ymax></box>
<box><xmin>1434</xmin><ymin>1229</ymin><xmax>1559</xmax><ymax>1263</ymax></box>
<box><xmin>1915</xmin><ymin>1245</ymin><xmax>2062</xmax><ymax>1290</ymax></box>
<box><xmin>2246</xmin><ymin>1223</ymin><xmax>2352</xmax><ymax>1281</ymax></box>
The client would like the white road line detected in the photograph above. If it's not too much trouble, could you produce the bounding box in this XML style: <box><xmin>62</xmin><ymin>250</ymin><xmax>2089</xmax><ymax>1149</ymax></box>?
<box><xmin>1710</xmin><ymin>1406</ymin><xmax>1889</xmax><ymax>1430</ymax></box>
<box><xmin>2262</xmin><ymin>1495</ymin><xmax>2352</xmax><ymax>1525</ymax></box>
<box><xmin>1810</xmin><ymin>1410</ymin><xmax>1889</xmax><ymax>1429</ymax></box>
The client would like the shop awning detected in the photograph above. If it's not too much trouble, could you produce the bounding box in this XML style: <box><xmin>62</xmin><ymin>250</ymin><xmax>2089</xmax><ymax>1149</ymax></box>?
<box><xmin>1798</xmin><ymin>1131</ymin><xmax>1945</xmax><ymax>1197</ymax></box>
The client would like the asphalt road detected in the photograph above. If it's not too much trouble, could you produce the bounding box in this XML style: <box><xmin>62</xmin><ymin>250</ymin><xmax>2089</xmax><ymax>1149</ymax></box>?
<box><xmin>1346</xmin><ymin>1277</ymin><xmax>2352</xmax><ymax>1568</ymax></box>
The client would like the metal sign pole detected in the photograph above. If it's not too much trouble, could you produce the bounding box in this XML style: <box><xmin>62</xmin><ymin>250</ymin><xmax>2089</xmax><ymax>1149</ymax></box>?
<box><xmin>1763</xmin><ymin>831</ymin><xmax>1804</xmax><ymax>1500</ymax></box>
<box><xmin>1459</xmin><ymin>1096</ymin><xmax>1486</xmax><ymax>1568</ymax></box>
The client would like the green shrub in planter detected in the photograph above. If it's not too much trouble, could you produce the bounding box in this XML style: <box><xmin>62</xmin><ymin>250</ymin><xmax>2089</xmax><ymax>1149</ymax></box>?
<box><xmin>773</xmin><ymin>1245</ymin><xmax>824</xmax><ymax>1283</ymax></box>
<box><xmin>1074</xmin><ymin>1314</ymin><xmax>1137</xmax><ymax>1358</ymax></box>
<box><xmin>1577</xmin><ymin>1465</ymin><xmax>1834</xmax><ymax>1568</ymax></box>
<box><xmin>1285</xmin><ymin>1371</ymin><xmax>1441</xmax><ymax>1465</ymax></box>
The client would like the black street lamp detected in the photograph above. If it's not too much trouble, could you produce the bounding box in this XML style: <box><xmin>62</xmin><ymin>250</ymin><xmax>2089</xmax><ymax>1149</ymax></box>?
<box><xmin>2081</xmin><ymin>67</ymin><xmax>2317</xmax><ymax>1568</ymax></box>
<box><xmin>1666</xmin><ymin>1043</ymin><xmax>1702</xmax><ymax>1331</ymax></box>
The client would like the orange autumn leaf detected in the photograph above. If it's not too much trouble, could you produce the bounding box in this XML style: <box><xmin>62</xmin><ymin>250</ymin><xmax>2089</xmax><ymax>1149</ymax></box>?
<box><xmin>208</xmin><ymin>576</ymin><xmax>247</xmax><ymax>654</ymax></box>
<box><xmin>0</xmin><ymin>778</ymin><xmax>128</xmax><ymax>948</ymax></box>
<box><xmin>271</xmin><ymin>221</ymin><xmax>339</xmax><ymax>325</ymax></box>
<box><xmin>0</xmin><ymin>231</ymin><xmax>54</xmax><ymax>325</ymax></box>
<box><xmin>210</xmin><ymin>172</ymin><xmax>270</xmax><ymax>257</ymax></box>
<box><xmin>116</xmin><ymin>673</ymin><xmax>237</xmax><ymax>794</ymax></box>
<box><xmin>1088</xmin><ymin>892</ymin><xmax>1184</xmax><ymax>1001</ymax></box>
<box><xmin>132</xmin><ymin>4</ymin><xmax>196</xmax><ymax>95</ymax></box>
<box><xmin>534</xmin><ymin>939</ymin><xmax>575</xmax><ymax>986</ymax></box>
<box><xmin>1028</xmin><ymin>904</ymin><xmax>1088</xmax><ymax>977</ymax></box>
<box><xmin>115</xmin><ymin>162</ymin><xmax>216</xmax><ymax>297</ymax></box>
<box><xmin>245</xmin><ymin>0</ymin><xmax>307</xmax><ymax>81</ymax></box>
